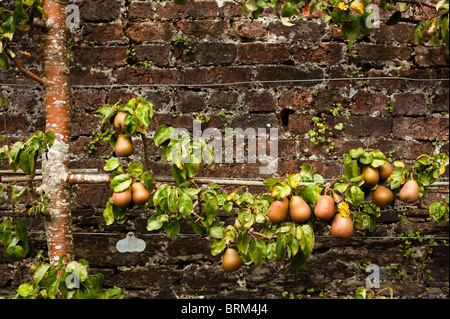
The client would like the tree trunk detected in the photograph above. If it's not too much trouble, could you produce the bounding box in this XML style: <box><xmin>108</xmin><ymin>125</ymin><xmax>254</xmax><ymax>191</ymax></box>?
<box><xmin>40</xmin><ymin>0</ymin><xmax>73</xmax><ymax>265</ymax></box>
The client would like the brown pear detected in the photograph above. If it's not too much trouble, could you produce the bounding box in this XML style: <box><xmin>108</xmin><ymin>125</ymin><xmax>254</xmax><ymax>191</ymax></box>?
<box><xmin>398</xmin><ymin>180</ymin><xmax>420</xmax><ymax>203</ymax></box>
<box><xmin>362</xmin><ymin>166</ymin><xmax>379</xmax><ymax>187</ymax></box>
<box><xmin>132</xmin><ymin>182</ymin><xmax>150</xmax><ymax>206</ymax></box>
<box><xmin>289</xmin><ymin>196</ymin><xmax>311</xmax><ymax>223</ymax></box>
<box><xmin>222</xmin><ymin>248</ymin><xmax>241</xmax><ymax>272</ymax></box>
<box><xmin>114</xmin><ymin>112</ymin><xmax>127</xmax><ymax>133</ymax></box>
<box><xmin>267</xmin><ymin>197</ymin><xmax>289</xmax><ymax>224</ymax></box>
<box><xmin>113</xmin><ymin>187</ymin><xmax>132</xmax><ymax>208</ymax></box>
<box><xmin>314</xmin><ymin>195</ymin><xmax>335</xmax><ymax>221</ymax></box>
<box><xmin>330</xmin><ymin>213</ymin><xmax>354</xmax><ymax>239</ymax></box>
<box><xmin>378</xmin><ymin>161</ymin><xmax>393</xmax><ymax>181</ymax></box>
<box><xmin>115</xmin><ymin>135</ymin><xmax>134</xmax><ymax>157</ymax></box>
<box><xmin>372</xmin><ymin>185</ymin><xmax>394</xmax><ymax>209</ymax></box>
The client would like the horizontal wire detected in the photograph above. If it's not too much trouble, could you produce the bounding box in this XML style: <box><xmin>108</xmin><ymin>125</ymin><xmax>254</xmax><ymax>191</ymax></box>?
<box><xmin>0</xmin><ymin>76</ymin><xmax>449</xmax><ymax>89</ymax></box>
<box><xmin>27</xmin><ymin>231</ymin><xmax>448</xmax><ymax>241</ymax></box>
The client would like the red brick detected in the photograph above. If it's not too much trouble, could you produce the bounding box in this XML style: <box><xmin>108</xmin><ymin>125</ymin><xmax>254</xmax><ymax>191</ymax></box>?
<box><xmin>371</xmin><ymin>23</ymin><xmax>415</xmax><ymax>44</ymax></box>
<box><xmin>113</xmin><ymin>68</ymin><xmax>183</xmax><ymax>85</ymax></box>
<box><xmin>290</xmin><ymin>43</ymin><xmax>345</xmax><ymax>64</ymax></box>
<box><xmin>83</xmin><ymin>23</ymin><xmax>125</xmax><ymax>43</ymax></box>
<box><xmin>352</xmin><ymin>43</ymin><xmax>413</xmax><ymax>66</ymax></box>
<box><xmin>255</xmin><ymin>65</ymin><xmax>324</xmax><ymax>87</ymax></box>
<box><xmin>238</xmin><ymin>43</ymin><xmax>289</xmax><ymax>64</ymax></box>
<box><xmin>129</xmin><ymin>2</ymin><xmax>157</xmax><ymax>20</ymax></box>
<box><xmin>79</xmin><ymin>0</ymin><xmax>121</xmax><ymax>22</ymax></box>
<box><xmin>232</xmin><ymin>21</ymin><xmax>268</xmax><ymax>40</ymax></box>
<box><xmin>176</xmin><ymin>91</ymin><xmax>206</xmax><ymax>113</ymax></box>
<box><xmin>0</xmin><ymin>114</ymin><xmax>28</xmax><ymax>133</ymax></box>
<box><xmin>73</xmin><ymin>90</ymin><xmax>106</xmax><ymax>112</ymax></box>
<box><xmin>279</xmin><ymin>91</ymin><xmax>314</xmax><ymax>110</ymax></box>
<box><xmin>73</xmin><ymin>46</ymin><xmax>127</xmax><ymax>66</ymax></box>
<box><xmin>340</xmin><ymin>116</ymin><xmax>392</xmax><ymax>138</ymax></box>
<box><xmin>184</xmin><ymin>66</ymin><xmax>252</xmax><ymax>86</ymax></box>
<box><xmin>126</xmin><ymin>22</ymin><xmax>175</xmax><ymax>42</ymax></box>
<box><xmin>391</xmin><ymin>93</ymin><xmax>427</xmax><ymax>116</ymax></box>
<box><xmin>368</xmin><ymin>139</ymin><xmax>435</xmax><ymax>160</ymax></box>
<box><xmin>176</xmin><ymin>20</ymin><xmax>228</xmax><ymax>39</ymax></box>
<box><xmin>207</xmin><ymin>91</ymin><xmax>239</xmax><ymax>111</ymax></box>
<box><xmin>414</xmin><ymin>46</ymin><xmax>449</xmax><ymax>67</ymax></box>
<box><xmin>158</xmin><ymin>1</ymin><xmax>219</xmax><ymax>19</ymax></box>
<box><xmin>393</xmin><ymin>117</ymin><xmax>449</xmax><ymax>141</ymax></box>
<box><xmin>288</xmin><ymin>114</ymin><xmax>315</xmax><ymax>135</ymax></box>
<box><xmin>350</xmin><ymin>91</ymin><xmax>387</xmax><ymax>115</ymax></box>
<box><xmin>69</xmin><ymin>67</ymin><xmax>111</xmax><ymax>85</ymax></box>
<box><xmin>245</xmin><ymin>90</ymin><xmax>277</xmax><ymax>112</ymax></box>
<box><xmin>431</xmin><ymin>92</ymin><xmax>450</xmax><ymax>113</ymax></box>
<box><xmin>135</xmin><ymin>44</ymin><xmax>171</xmax><ymax>66</ymax></box>
<box><xmin>177</xmin><ymin>42</ymin><xmax>237</xmax><ymax>65</ymax></box>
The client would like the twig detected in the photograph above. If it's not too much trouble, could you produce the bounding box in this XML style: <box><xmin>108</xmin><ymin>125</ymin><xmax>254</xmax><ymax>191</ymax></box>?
<box><xmin>141</xmin><ymin>134</ymin><xmax>152</xmax><ymax>174</ymax></box>
<box><xmin>8</xmin><ymin>53</ymin><xmax>45</xmax><ymax>86</ymax></box>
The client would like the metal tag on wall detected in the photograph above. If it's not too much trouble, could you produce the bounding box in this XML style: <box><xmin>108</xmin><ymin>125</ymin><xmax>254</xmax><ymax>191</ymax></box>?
<box><xmin>116</xmin><ymin>232</ymin><xmax>146</xmax><ymax>253</ymax></box>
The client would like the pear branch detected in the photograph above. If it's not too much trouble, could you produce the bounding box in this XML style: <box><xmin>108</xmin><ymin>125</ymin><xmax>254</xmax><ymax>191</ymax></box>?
<box><xmin>9</xmin><ymin>53</ymin><xmax>45</xmax><ymax>86</ymax></box>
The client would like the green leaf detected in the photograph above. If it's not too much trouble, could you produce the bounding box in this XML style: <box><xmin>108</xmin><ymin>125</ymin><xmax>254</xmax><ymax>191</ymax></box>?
<box><xmin>344</xmin><ymin>162</ymin><xmax>358</xmax><ymax>180</ymax></box>
<box><xmin>342</xmin><ymin>21</ymin><xmax>358</xmax><ymax>41</ymax></box>
<box><xmin>249</xmin><ymin>238</ymin><xmax>266</xmax><ymax>265</ymax></box>
<box><xmin>147</xmin><ymin>214</ymin><xmax>163</xmax><ymax>231</ymax></box>
<box><xmin>290</xmin><ymin>249</ymin><xmax>307</xmax><ymax>269</ymax></box>
<box><xmin>297</xmin><ymin>224</ymin><xmax>314</xmax><ymax>255</ymax></box>
<box><xmin>110</xmin><ymin>174</ymin><xmax>132</xmax><ymax>193</ymax></box>
<box><xmin>210</xmin><ymin>238</ymin><xmax>226</xmax><ymax>256</ymax></box>
<box><xmin>168</xmin><ymin>187</ymin><xmax>179</xmax><ymax>214</ymax></box>
<box><xmin>103</xmin><ymin>205</ymin><xmax>114</xmax><ymax>226</ymax></box>
<box><xmin>0</xmin><ymin>52</ymin><xmax>11</xmax><ymax>70</ymax></box>
<box><xmin>281</xmin><ymin>1</ymin><xmax>294</xmax><ymax>17</ymax></box>
<box><xmin>18</xmin><ymin>283</ymin><xmax>34</xmax><ymax>297</ymax></box>
<box><xmin>385</xmin><ymin>11</ymin><xmax>402</xmax><ymax>26</ymax></box>
<box><xmin>154</xmin><ymin>125</ymin><xmax>174</xmax><ymax>147</ymax></box>
<box><xmin>7</xmin><ymin>245</ymin><xmax>25</xmax><ymax>261</ymax></box>
<box><xmin>237</xmin><ymin>232</ymin><xmax>250</xmax><ymax>254</ymax></box>
<box><xmin>172</xmin><ymin>164</ymin><xmax>186</xmax><ymax>185</ymax></box>
<box><xmin>347</xmin><ymin>185</ymin><xmax>365</xmax><ymax>207</ymax></box>
<box><xmin>164</xmin><ymin>218</ymin><xmax>180</xmax><ymax>238</ymax></box>
<box><xmin>174</xmin><ymin>0</ymin><xmax>188</xmax><ymax>5</ymax></box>
<box><xmin>128</xmin><ymin>161</ymin><xmax>143</xmax><ymax>178</ymax></box>
<box><xmin>104</xmin><ymin>158</ymin><xmax>120</xmax><ymax>171</ymax></box>
<box><xmin>178</xmin><ymin>192</ymin><xmax>193</xmax><ymax>218</ymax></box>
<box><xmin>34</xmin><ymin>264</ymin><xmax>51</xmax><ymax>285</ymax></box>
<box><xmin>20</xmin><ymin>149</ymin><xmax>35</xmax><ymax>175</ymax></box>
<box><xmin>66</xmin><ymin>261</ymin><xmax>88</xmax><ymax>285</ymax></box>
<box><xmin>210</xmin><ymin>226</ymin><xmax>224</xmax><ymax>239</ymax></box>
<box><xmin>276</xmin><ymin>234</ymin><xmax>286</xmax><ymax>259</ymax></box>
<box><xmin>141</xmin><ymin>171</ymin><xmax>155</xmax><ymax>192</ymax></box>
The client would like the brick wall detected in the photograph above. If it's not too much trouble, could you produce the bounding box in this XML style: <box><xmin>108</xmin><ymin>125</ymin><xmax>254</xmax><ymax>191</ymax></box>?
<box><xmin>0</xmin><ymin>0</ymin><xmax>449</xmax><ymax>299</ymax></box>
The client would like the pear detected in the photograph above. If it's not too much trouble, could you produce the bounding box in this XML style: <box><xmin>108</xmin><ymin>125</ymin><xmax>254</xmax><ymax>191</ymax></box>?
<box><xmin>314</xmin><ymin>195</ymin><xmax>335</xmax><ymax>221</ymax></box>
<box><xmin>398</xmin><ymin>180</ymin><xmax>420</xmax><ymax>203</ymax></box>
<box><xmin>267</xmin><ymin>197</ymin><xmax>289</xmax><ymax>224</ymax></box>
<box><xmin>115</xmin><ymin>135</ymin><xmax>134</xmax><ymax>157</ymax></box>
<box><xmin>330</xmin><ymin>213</ymin><xmax>353</xmax><ymax>239</ymax></box>
<box><xmin>379</xmin><ymin>161</ymin><xmax>393</xmax><ymax>181</ymax></box>
<box><xmin>113</xmin><ymin>187</ymin><xmax>132</xmax><ymax>208</ymax></box>
<box><xmin>132</xmin><ymin>182</ymin><xmax>150</xmax><ymax>206</ymax></box>
<box><xmin>362</xmin><ymin>166</ymin><xmax>379</xmax><ymax>187</ymax></box>
<box><xmin>113</xmin><ymin>112</ymin><xmax>128</xmax><ymax>133</ymax></box>
<box><xmin>371</xmin><ymin>185</ymin><xmax>394</xmax><ymax>209</ymax></box>
<box><xmin>222</xmin><ymin>248</ymin><xmax>241</xmax><ymax>272</ymax></box>
<box><xmin>289</xmin><ymin>195</ymin><xmax>311</xmax><ymax>223</ymax></box>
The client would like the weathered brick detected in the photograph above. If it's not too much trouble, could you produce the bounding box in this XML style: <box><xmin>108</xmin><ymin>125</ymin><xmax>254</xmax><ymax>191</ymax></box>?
<box><xmin>351</xmin><ymin>91</ymin><xmax>387</xmax><ymax>115</ymax></box>
<box><xmin>290</xmin><ymin>43</ymin><xmax>345</xmax><ymax>64</ymax></box>
<box><xmin>79</xmin><ymin>0</ymin><xmax>121</xmax><ymax>22</ymax></box>
<box><xmin>279</xmin><ymin>91</ymin><xmax>314</xmax><ymax>110</ymax></box>
<box><xmin>126</xmin><ymin>22</ymin><xmax>175</xmax><ymax>42</ymax></box>
<box><xmin>288</xmin><ymin>114</ymin><xmax>315</xmax><ymax>135</ymax></box>
<box><xmin>391</xmin><ymin>93</ymin><xmax>427</xmax><ymax>116</ymax></box>
<box><xmin>177</xmin><ymin>42</ymin><xmax>237</xmax><ymax>65</ymax></box>
<box><xmin>73</xmin><ymin>46</ymin><xmax>127</xmax><ymax>66</ymax></box>
<box><xmin>352</xmin><ymin>43</ymin><xmax>413</xmax><ymax>66</ymax></box>
<box><xmin>72</xmin><ymin>89</ymin><xmax>106</xmax><ymax>112</ymax></box>
<box><xmin>176</xmin><ymin>91</ymin><xmax>206</xmax><ymax>113</ymax></box>
<box><xmin>69</xmin><ymin>67</ymin><xmax>111</xmax><ymax>85</ymax></box>
<box><xmin>0</xmin><ymin>114</ymin><xmax>28</xmax><ymax>133</ymax></box>
<box><xmin>431</xmin><ymin>92</ymin><xmax>450</xmax><ymax>113</ymax></box>
<box><xmin>255</xmin><ymin>65</ymin><xmax>324</xmax><ymax>87</ymax></box>
<box><xmin>83</xmin><ymin>23</ymin><xmax>126</xmax><ymax>43</ymax></box>
<box><xmin>269</xmin><ymin>20</ymin><xmax>327</xmax><ymax>44</ymax></box>
<box><xmin>113</xmin><ymin>67</ymin><xmax>183</xmax><ymax>85</ymax></box>
<box><xmin>207</xmin><ymin>91</ymin><xmax>239</xmax><ymax>111</ymax></box>
<box><xmin>245</xmin><ymin>90</ymin><xmax>277</xmax><ymax>113</ymax></box>
<box><xmin>393</xmin><ymin>117</ymin><xmax>449</xmax><ymax>141</ymax></box>
<box><xmin>176</xmin><ymin>20</ymin><xmax>228</xmax><ymax>39</ymax></box>
<box><xmin>415</xmin><ymin>46</ymin><xmax>449</xmax><ymax>67</ymax></box>
<box><xmin>135</xmin><ymin>44</ymin><xmax>171</xmax><ymax>66</ymax></box>
<box><xmin>238</xmin><ymin>43</ymin><xmax>289</xmax><ymax>64</ymax></box>
<box><xmin>184</xmin><ymin>66</ymin><xmax>252</xmax><ymax>86</ymax></box>
<box><xmin>368</xmin><ymin>139</ymin><xmax>435</xmax><ymax>160</ymax></box>
<box><xmin>371</xmin><ymin>23</ymin><xmax>415</xmax><ymax>44</ymax></box>
<box><xmin>158</xmin><ymin>1</ymin><xmax>219</xmax><ymax>19</ymax></box>
<box><xmin>341</xmin><ymin>116</ymin><xmax>392</xmax><ymax>138</ymax></box>
<box><xmin>232</xmin><ymin>20</ymin><xmax>268</xmax><ymax>40</ymax></box>
<box><xmin>129</xmin><ymin>2</ymin><xmax>157</xmax><ymax>20</ymax></box>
